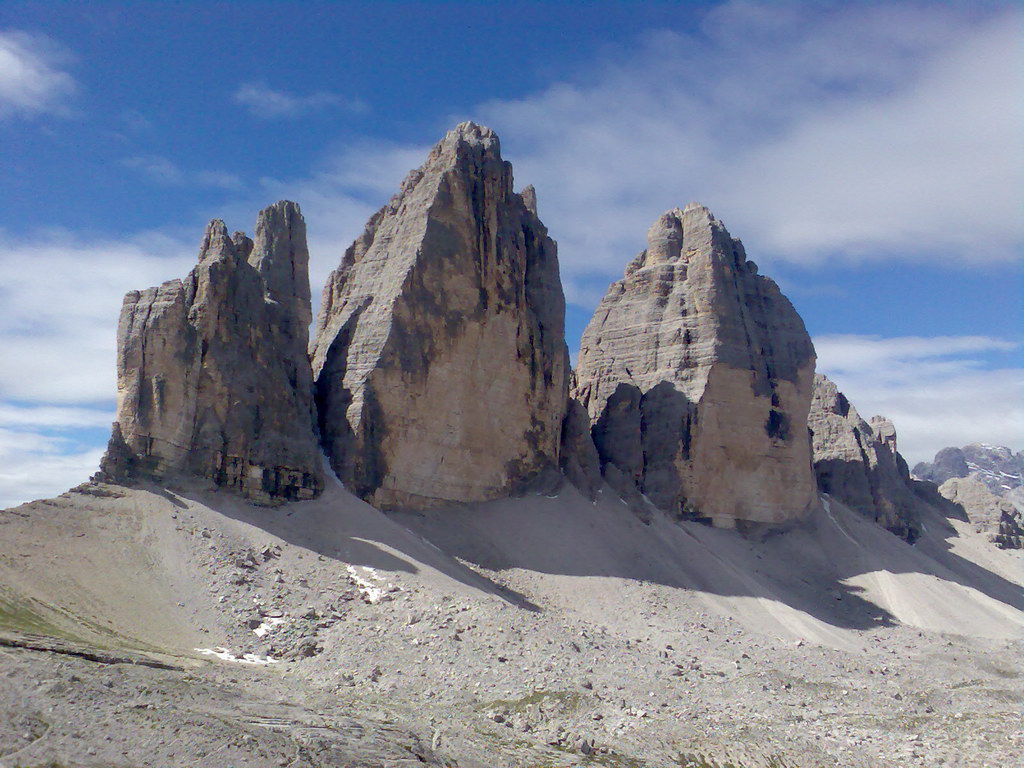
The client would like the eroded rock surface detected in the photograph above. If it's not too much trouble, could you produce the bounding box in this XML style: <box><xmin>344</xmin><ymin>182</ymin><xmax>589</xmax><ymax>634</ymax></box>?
<box><xmin>808</xmin><ymin>374</ymin><xmax>920</xmax><ymax>540</ymax></box>
<box><xmin>939</xmin><ymin>476</ymin><xmax>1024</xmax><ymax>549</ymax></box>
<box><xmin>574</xmin><ymin>204</ymin><xmax>817</xmax><ymax>528</ymax></box>
<box><xmin>311</xmin><ymin>122</ymin><xmax>569</xmax><ymax>510</ymax></box>
<box><xmin>96</xmin><ymin>201</ymin><xmax>322</xmax><ymax>503</ymax></box>
<box><xmin>914</xmin><ymin>444</ymin><xmax>1024</xmax><ymax>496</ymax></box>
<box><xmin>560</xmin><ymin>395</ymin><xmax>602</xmax><ymax>502</ymax></box>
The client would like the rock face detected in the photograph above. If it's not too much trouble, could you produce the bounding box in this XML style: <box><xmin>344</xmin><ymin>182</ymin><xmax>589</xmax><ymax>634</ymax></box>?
<box><xmin>808</xmin><ymin>374</ymin><xmax>920</xmax><ymax>540</ymax></box>
<box><xmin>912</xmin><ymin>443</ymin><xmax>1024</xmax><ymax>548</ymax></box>
<box><xmin>559</xmin><ymin>394</ymin><xmax>602</xmax><ymax>502</ymax></box>
<box><xmin>574</xmin><ymin>204</ymin><xmax>818</xmax><ymax>528</ymax></box>
<box><xmin>914</xmin><ymin>444</ymin><xmax>1024</xmax><ymax>496</ymax></box>
<box><xmin>96</xmin><ymin>202</ymin><xmax>322</xmax><ymax>503</ymax></box>
<box><xmin>912</xmin><ymin>447</ymin><xmax>970</xmax><ymax>486</ymax></box>
<box><xmin>939</xmin><ymin>476</ymin><xmax>1024</xmax><ymax>549</ymax></box>
<box><xmin>310</xmin><ymin>122</ymin><xmax>569</xmax><ymax>510</ymax></box>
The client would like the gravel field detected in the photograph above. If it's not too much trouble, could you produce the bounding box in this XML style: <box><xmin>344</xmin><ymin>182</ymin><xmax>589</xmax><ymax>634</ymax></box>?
<box><xmin>1</xmin><ymin>477</ymin><xmax>1021</xmax><ymax>768</ymax></box>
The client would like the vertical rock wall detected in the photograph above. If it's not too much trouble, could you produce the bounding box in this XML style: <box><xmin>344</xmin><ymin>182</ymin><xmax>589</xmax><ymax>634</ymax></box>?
<box><xmin>97</xmin><ymin>202</ymin><xmax>322</xmax><ymax>503</ymax></box>
<box><xmin>310</xmin><ymin>122</ymin><xmax>569</xmax><ymax>510</ymax></box>
<box><xmin>574</xmin><ymin>204</ymin><xmax>818</xmax><ymax>528</ymax></box>
<box><xmin>808</xmin><ymin>374</ymin><xmax>920</xmax><ymax>540</ymax></box>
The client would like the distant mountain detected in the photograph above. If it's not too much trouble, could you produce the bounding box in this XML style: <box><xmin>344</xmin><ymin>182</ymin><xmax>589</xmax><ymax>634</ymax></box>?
<box><xmin>913</xmin><ymin>444</ymin><xmax>1024</xmax><ymax>496</ymax></box>
<box><xmin>913</xmin><ymin>444</ymin><xmax>1024</xmax><ymax>549</ymax></box>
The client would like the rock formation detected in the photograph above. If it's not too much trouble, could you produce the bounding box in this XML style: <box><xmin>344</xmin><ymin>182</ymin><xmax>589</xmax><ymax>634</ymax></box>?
<box><xmin>808</xmin><ymin>374</ymin><xmax>920</xmax><ymax>540</ymax></box>
<box><xmin>96</xmin><ymin>201</ymin><xmax>323</xmax><ymax>503</ymax></box>
<box><xmin>560</xmin><ymin>393</ymin><xmax>602</xmax><ymax>501</ymax></box>
<box><xmin>911</xmin><ymin>443</ymin><xmax>1024</xmax><ymax>548</ymax></box>
<box><xmin>914</xmin><ymin>444</ymin><xmax>1024</xmax><ymax>496</ymax></box>
<box><xmin>938</xmin><ymin>476</ymin><xmax>1024</xmax><ymax>549</ymax></box>
<box><xmin>310</xmin><ymin>122</ymin><xmax>569</xmax><ymax>510</ymax></box>
<box><xmin>574</xmin><ymin>204</ymin><xmax>818</xmax><ymax>528</ymax></box>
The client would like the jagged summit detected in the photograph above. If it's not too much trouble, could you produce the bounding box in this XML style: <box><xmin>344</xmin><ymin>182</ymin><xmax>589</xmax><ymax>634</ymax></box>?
<box><xmin>96</xmin><ymin>201</ymin><xmax>322</xmax><ymax>504</ymax></box>
<box><xmin>914</xmin><ymin>443</ymin><xmax>1024</xmax><ymax>494</ymax></box>
<box><xmin>311</xmin><ymin>123</ymin><xmax>569</xmax><ymax>510</ymax></box>
<box><xmin>808</xmin><ymin>374</ymin><xmax>920</xmax><ymax>540</ymax></box>
<box><xmin>574</xmin><ymin>204</ymin><xmax>818</xmax><ymax>528</ymax></box>
<box><xmin>447</xmin><ymin>119</ymin><xmax>497</xmax><ymax>141</ymax></box>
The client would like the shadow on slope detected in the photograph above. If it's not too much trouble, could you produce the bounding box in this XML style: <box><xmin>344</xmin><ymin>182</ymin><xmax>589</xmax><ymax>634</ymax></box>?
<box><xmin>390</xmin><ymin>481</ymin><xmax>1024</xmax><ymax>643</ymax></box>
<box><xmin>173</xmin><ymin>466</ymin><xmax>541</xmax><ymax>612</ymax></box>
<box><xmin>0</xmin><ymin>469</ymin><xmax>539</xmax><ymax>657</ymax></box>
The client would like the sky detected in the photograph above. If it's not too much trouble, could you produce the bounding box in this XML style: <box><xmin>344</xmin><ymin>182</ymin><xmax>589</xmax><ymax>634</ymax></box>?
<box><xmin>1</xmin><ymin>0</ymin><xmax>1021</xmax><ymax>507</ymax></box>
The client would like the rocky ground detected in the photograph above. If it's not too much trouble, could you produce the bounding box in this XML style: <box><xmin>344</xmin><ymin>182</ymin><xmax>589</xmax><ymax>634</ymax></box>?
<box><xmin>1</xmin><ymin>475</ymin><xmax>1022</xmax><ymax>768</ymax></box>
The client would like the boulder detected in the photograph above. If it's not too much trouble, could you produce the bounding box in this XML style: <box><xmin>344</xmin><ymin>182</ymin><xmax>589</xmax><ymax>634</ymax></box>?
<box><xmin>96</xmin><ymin>202</ymin><xmax>322</xmax><ymax>503</ymax></box>
<box><xmin>574</xmin><ymin>204</ymin><xmax>818</xmax><ymax>528</ymax></box>
<box><xmin>311</xmin><ymin>122</ymin><xmax>569</xmax><ymax>510</ymax></box>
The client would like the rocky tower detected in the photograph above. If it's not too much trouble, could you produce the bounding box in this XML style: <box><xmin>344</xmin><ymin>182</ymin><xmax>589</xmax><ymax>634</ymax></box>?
<box><xmin>97</xmin><ymin>201</ymin><xmax>323</xmax><ymax>503</ymax></box>
<box><xmin>808</xmin><ymin>374</ymin><xmax>919</xmax><ymax>540</ymax></box>
<box><xmin>574</xmin><ymin>204</ymin><xmax>818</xmax><ymax>528</ymax></box>
<box><xmin>310</xmin><ymin>122</ymin><xmax>569</xmax><ymax>510</ymax></box>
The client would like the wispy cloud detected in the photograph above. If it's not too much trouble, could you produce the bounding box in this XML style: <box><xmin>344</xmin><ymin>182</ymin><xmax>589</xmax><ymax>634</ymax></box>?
<box><xmin>0</xmin><ymin>408</ymin><xmax>112</xmax><ymax>506</ymax></box>
<box><xmin>0</xmin><ymin>404</ymin><xmax>113</xmax><ymax>429</ymax></box>
<box><xmin>466</xmin><ymin>2</ymin><xmax>1023</xmax><ymax>300</ymax></box>
<box><xmin>0</xmin><ymin>426</ymin><xmax>104</xmax><ymax>508</ymax></box>
<box><xmin>0</xmin><ymin>29</ymin><xmax>77</xmax><ymax>118</ymax></box>
<box><xmin>232</xmin><ymin>82</ymin><xmax>367</xmax><ymax>119</ymax></box>
<box><xmin>815</xmin><ymin>334</ymin><xmax>1023</xmax><ymax>465</ymax></box>
<box><xmin>122</xmin><ymin>155</ymin><xmax>244</xmax><ymax>190</ymax></box>
<box><xmin>0</xmin><ymin>229</ymin><xmax>195</xmax><ymax>405</ymax></box>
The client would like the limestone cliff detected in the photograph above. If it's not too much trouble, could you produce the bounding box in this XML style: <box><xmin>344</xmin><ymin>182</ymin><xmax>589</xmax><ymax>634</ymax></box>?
<box><xmin>96</xmin><ymin>202</ymin><xmax>322</xmax><ymax>503</ymax></box>
<box><xmin>938</xmin><ymin>476</ymin><xmax>1023</xmax><ymax>549</ymax></box>
<box><xmin>808</xmin><ymin>374</ymin><xmax>919</xmax><ymax>540</ymax></box>
<box><xmin>311</xmin><ymin>122</ymin><xmax>569</xmax><ymax>510</ymax></box>
<box><xmin>574</xmin><ymin>204</ymin><xmax>818</xmax><ymax>528</ymax></box>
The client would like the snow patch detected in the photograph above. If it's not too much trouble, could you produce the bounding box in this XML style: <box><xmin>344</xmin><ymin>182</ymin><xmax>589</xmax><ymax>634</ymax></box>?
<box><xmin>346</xmin><ymin>564</ymin><xmax>389</xmax><ymax>604</ymax></box>
<box><xmin>196</xmin><ymin>647</ymin><xmax>279</xmax><ymax>665</ymax></box>
<box><xmin>823</xmin><ymin>498</ymin><xmax>860</xmax><ymax>548</ymax></box>
<box><xmin>252</xmin><ymin>616</ymin><xmax>286</xmax><ymax>638</ymax></box>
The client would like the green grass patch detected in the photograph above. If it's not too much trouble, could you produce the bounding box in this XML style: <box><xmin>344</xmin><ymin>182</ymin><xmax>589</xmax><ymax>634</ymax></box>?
<box><xmin>0</xmin><ymin>593</ymin><xmax>68</xmax><ymax>638</ymax></box>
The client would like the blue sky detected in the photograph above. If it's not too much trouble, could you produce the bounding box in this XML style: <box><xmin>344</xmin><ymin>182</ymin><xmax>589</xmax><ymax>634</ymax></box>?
<box><xmin>1</xmin><ymin>0</ymin><xmax>1021</xmax><ymax>506</ymax></box>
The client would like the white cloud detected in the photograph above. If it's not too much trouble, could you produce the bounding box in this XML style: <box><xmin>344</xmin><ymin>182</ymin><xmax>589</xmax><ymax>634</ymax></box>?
<box><xmin>251</xmin><ymin>140</ymin><xmax>429</xmax><ymax>299</ymax></box>
<box><xmin>0</xmin><ymin>404</ymin><xmax>113</xmax><ymax>429</ymax></box>
<box><xmin>122</xmin><ymin>155</ymin><xmax>243</xmax><ymax>190</ymax></box>
<box><xmin>0</xmin><ymin>427</ymin><xmax>103</xmax><ymax>508</ymax></box>
<box><xmin>814</xmin><ymin>334</ymin><xmax>1024</xmax><ymax>466</ymax></box>
<box><xmin>232</xmin><ymin>82</ymin><xmax>367</xmax><ymax>119</ymax></box>
<box><xmin>468</xmin><ymin>2</ymin><xmax>1023</xmax><ymax>298</ymax></box>
<box><xmin>0</xmin><ymin>229</ymin><xmax>195</xmax><ymax>405</ymax></box>
<box><xmin>0</xmin><ymin>29</ymin><xmax>76</xmax><ymax>118</ymax></box>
